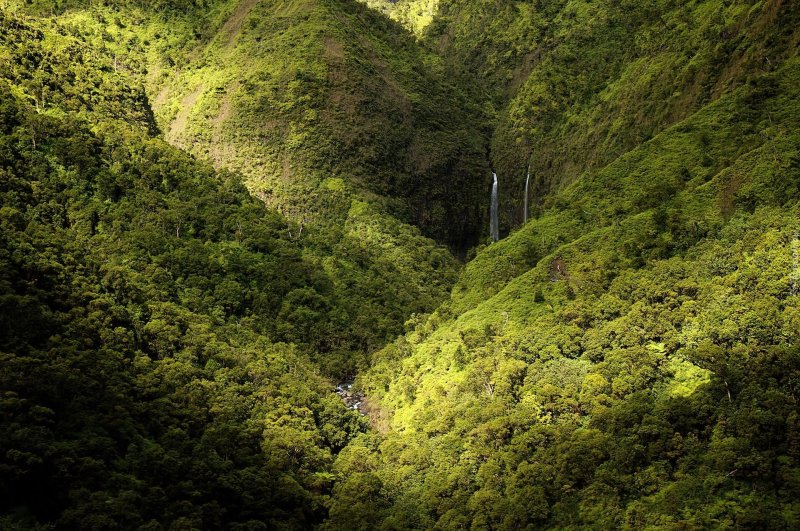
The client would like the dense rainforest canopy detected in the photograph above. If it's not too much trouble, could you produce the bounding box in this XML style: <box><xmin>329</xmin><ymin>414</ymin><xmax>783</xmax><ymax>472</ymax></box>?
<box><xmin>1</xmin><ymin>0</ymin><xmax>799</xmax><ymax>528</ymax></box>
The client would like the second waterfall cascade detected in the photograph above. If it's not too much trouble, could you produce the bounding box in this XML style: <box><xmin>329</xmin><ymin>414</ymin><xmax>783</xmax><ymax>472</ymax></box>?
<box><xmin>490</xmin><ymin>172</ymin><xmax>499</xmax><ymax>242</ymax></box>
<box><xmin>524</xmin><ymin>169</ymin><xmax>530</xmax><ymax>223</ymax></box>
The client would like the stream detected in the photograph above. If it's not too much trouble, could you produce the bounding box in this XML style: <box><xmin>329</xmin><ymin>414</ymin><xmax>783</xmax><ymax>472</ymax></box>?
<box><xmin>335</xmin><ymin>382</ymin><xmax>368</xmax><ymax>415</ymax></box>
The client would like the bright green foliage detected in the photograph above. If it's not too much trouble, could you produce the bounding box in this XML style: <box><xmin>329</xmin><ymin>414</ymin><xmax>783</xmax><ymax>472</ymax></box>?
<box><xmin>358</xmin><ymin>0</ymin><xmax>441</xmax><ymax>36</ymax></box>
<box><xmin>68</xmin><ymin>0</ymin><xmax>490</xmax><ymax>250</ymax></box>
<box><xmin>0</xmin><ymin>5</ymin><xmax>473</xmax><ymax>526</ymax></box>
<box><xmin>0</xmin><ymin>10</ymin><xmax>156</xmax><ymax>131</ymax></box>
<box><xmin>42</xmin><ymin>0</ymin><xmax>475</xmax><ymax>364</ymax></box>
<box><xmin>1</xmin><ymin>2</ymin><xmax>456</xmax><ymax>373</ymax></box>
<box><xmin>326</xmin><ymin>1</ymin><xmax>800</xmax><ymax>528</ymax></box>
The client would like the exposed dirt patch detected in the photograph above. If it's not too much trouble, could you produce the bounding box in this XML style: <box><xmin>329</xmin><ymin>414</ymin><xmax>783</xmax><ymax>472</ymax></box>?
<box><xmin>718</xmin><ymin>169</ymin><xmax>746</xmax><ymax>221</ymax></box>
<box><xmin>210</xmin><ymin>81</ymin><xmax>240</xmax><ymax>165</ymax></box>
<box><xmin>361</xmin><ymin>41</ymin><xmax>412</xmax><ymax>119</ymax></box>
<box><xmin>550</xmin><ymin>256</ymin><xmax>569</xmax><ymax>281</ymax></box>
<box><xmin>221</xmin><ymin>0</ymin><xmax>260</xmax><ymax>49</ymax></box>
<box><xmin>363</xmin><ymin>397</ymin><xmax>391</xmax><ymax>434</ymax></box>
<box><xmin>281</xmin><ymin>153</ymin><xmax>295</xmax><ymax>183</ymax></box>
<box><xmin>168</xmin><ymin>84</ymin><xmax>204</xmax><ymax>144</ymax></box>
<box><xmin>324</xmin><ymin>36</ymin><xmax>345</xmax><ymax>61</ymax></box>
<box><xmin>154</xmin><ymin>85</ymin><xmax>170</xmax><ymax>109</ymax></box>
<box><xmin>213</xmin><ymin>81</ymin><xmax>239</xmax><ymax>129</ymax></box>
<box><xmin>791</xmin><ymin>26</ymin><xmax>800</xmax><ymax>54</ymax></box>
<box><xmin>324</xmin><ymin>37</ymin><xmax>358</xmax><ymax>116</ymax></box>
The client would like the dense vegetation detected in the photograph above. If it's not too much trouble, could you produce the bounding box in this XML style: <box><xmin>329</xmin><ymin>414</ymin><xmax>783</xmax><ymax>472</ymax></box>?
<box><xmin>0</xmin><ymin>6</ymin><xmax>456</xmax><ymax>526</ymax></box>
<box><xmin>339</xmin><ymin>60</ymin><xmax>800</xmax><ymax>530</ymax></box>
<box><xmin>130</xmin><ymin>0</ymin><xmax>487</xmax><ymax>249</ymax></box>
<box><xmin>2</xmin><ymin>0</ymin><xmax>800</xmax><ymax>528</ymax></box>
<box><xmin>426</xmin><ymin>0</ymin><xmax>800</xmax><ymax>233</ymax></box>
<box><xmin>329</xmin><ymin>0</ymin><xmax>800</xmax><ymax>527</ymax></box>
<box><xmin>0</xmin><ymin>81</ymin><xmax>362</xmax><ymax>527</ymax></box>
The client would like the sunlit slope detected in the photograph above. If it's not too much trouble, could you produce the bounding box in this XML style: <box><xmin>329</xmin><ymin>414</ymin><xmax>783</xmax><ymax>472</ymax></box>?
<box><xmin>148</xmin><ymin>0</ymin><xmax>488</xmax><ymax>249</ymax></box>
<box><xmin>148</xmin><ymin>0</ymin><xmax>475</xmax><ymax>355</ymax></box>
<box><xmin>333</xmin><ymin>56</ymin><xmax>800</xmax><ymax>529</ymax></box>
<box><xmin>358</xmin><ymin>0</ymin><xmax>441</xmax><ymax>36</ymax></box>
<box><xmin>23</xmin><ymin>0</ymin><xmax>475</xmax><ymax>366</ymax></box>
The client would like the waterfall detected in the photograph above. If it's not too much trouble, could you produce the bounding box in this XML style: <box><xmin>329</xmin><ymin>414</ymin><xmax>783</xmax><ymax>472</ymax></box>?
<box><xmin>523</xmin><ymin>168</ymin><xmax>530</xmax><ymax>224</ymax></box>
<box><xmin>490</xmin><ymin>172</ymin><xmax>499</xmax><ymax>242</ymax></box>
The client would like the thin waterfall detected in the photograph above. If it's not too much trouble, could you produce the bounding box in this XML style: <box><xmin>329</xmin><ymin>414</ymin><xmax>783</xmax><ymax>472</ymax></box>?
<box><xmin>490</xmin><ymin>172</ymin><xmax>499</xmax><ymax>242</ymax></box>
<box><xmin>523</xmin><ymin>167</ymin><xmax>530</xmax><ymax>224</ymax></box>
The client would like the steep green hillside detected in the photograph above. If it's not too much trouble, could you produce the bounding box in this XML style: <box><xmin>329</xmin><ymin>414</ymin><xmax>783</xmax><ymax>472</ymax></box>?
<box><xmin>358</xmin><ymin>0</ymin><xmax>440</xmax><ymax>35</ymax></box>
<box><xmin>328</xmin><ymin>3</ymin><xmax>800</xmax><ymax>527</ymax></box>
<box><xmin>0</xmin><ymin>6</ymin><xmax>467</xmax><ymax>527</ymax></box>
<box><xmin>7</xmin><ymin>1</ymin><xmax>468</xmax><ymax>373</ymax></box>
<box><xmin>421</xmin><ymin>0</ymin><xmax>800</xmax><ymax>236</ymax></box>
<box><xmin>30</xmin><ymin>0</ymin><xmax>478</xmax><ymax>372</ymax></box>
<box><xmin>0</xmin><ymin>10</ymin><xmax>378</xmax><ymax>527</ymax></box>
<box><xmin>88</xmin><ymin>0</ymin><xmax>488</xmax><ymax>249</ymax></box>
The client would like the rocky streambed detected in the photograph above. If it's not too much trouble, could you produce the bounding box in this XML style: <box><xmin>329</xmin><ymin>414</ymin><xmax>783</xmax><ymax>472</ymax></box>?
<box><xmin>335</xmin><ymin>382</ymin><xmax>367</xmax><ymax>415</ymax></box>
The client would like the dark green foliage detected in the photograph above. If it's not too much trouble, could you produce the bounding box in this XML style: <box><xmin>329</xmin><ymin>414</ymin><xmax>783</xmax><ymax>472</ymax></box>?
<box><xmin>0</xmin><ymin>81</ymin><xmax>370</xmax><ymax>528</ymax></box>
<box><xmin>423</xmin><ymin>0</ymin><xmax>800</xmax><ymax>237</ymax></box>
<box><xmin>0</xmin><ymin>5</ymin><xmax>468</xmax><ymax>525</ymax></box>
